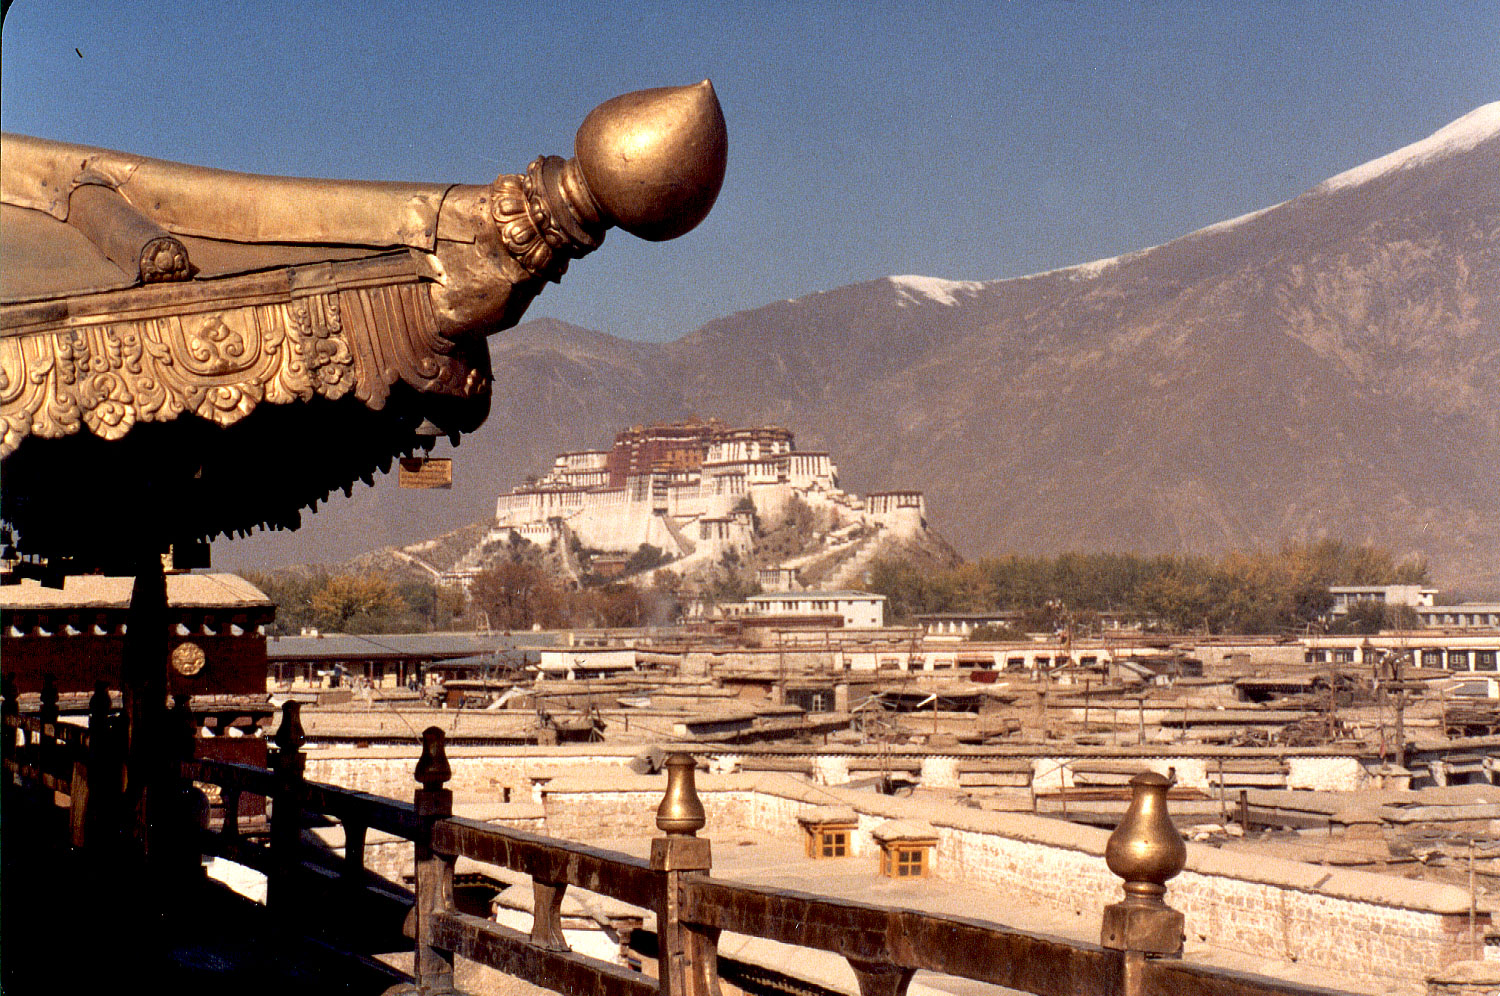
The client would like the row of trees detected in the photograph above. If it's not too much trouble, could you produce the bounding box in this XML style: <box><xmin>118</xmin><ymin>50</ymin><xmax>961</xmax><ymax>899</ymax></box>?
<box><xmin>241</xmin><ymin>553</ymin><xmax>683</xmax><ymax>636</ymax></box>
<box><xmin>865</xmin><ymin>540</ymin><xmax>1431</xmax><ymax>635</ymax></box>
<box><xmin>239</xmin><ymin>568</ymin><xmax>469</xmax><ymax>635</ymax></box>
<box><xmin>244</xmin><ymin>538</ymin><xmax>1430</xmax><ymax>638</ymax></box>
<box><xmin>468</xmin><ymin>561</ymin><xmax>680</xmax><ymax>631</ymax></box>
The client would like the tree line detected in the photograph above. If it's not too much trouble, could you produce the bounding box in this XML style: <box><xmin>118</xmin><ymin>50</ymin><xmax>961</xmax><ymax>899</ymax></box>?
<box><xmin>240</xmin><ymin>551</ymin><xmax>681</xmax><ymax>636</ymax></box>
<box><xmin>864</xmin><ymin>540</ymin><xmax>1431</xmax><ymax>635</ymax></box>
<box><xmin>239</xmin><ymin>568</ymin><xmax>469</xmax><ymax>635</ymax></box>
<box><xmin>242</xmin><ymin>538</ymin><xmax>1431</xmax><ymax>637</ymax></box>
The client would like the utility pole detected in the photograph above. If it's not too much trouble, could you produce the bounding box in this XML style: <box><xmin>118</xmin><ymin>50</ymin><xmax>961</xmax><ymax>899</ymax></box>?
<box><xmin>1325</xmin><ymin>672</ymin><xmax>1337</xmax><ymax>744</ymax></box>
<box><xmin>1393</xmin><ymin>651</ymin><xmax>1408</xmax><ymax>770</ymax></box>
<box><xmin>1376</xmin><ymin>652</ymin><xmax>1389</xmax><ymax>761</ymax></box>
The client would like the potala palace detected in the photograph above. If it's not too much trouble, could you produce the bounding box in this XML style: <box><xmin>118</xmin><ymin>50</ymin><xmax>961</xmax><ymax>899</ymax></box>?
<box><xmin>444</xmin><ymin>420</ymin><xmax>931</xmax><ymax>585</ymax></box>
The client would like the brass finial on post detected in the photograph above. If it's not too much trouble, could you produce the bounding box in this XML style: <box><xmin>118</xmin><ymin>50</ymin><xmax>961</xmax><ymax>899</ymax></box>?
<box><xmin>38</xmin><ymin>673</ymin><xmax>59</xmax><ymax>727</ymax></box>
<box><xmin>267</xmin><ymin>700</ymin><xmax>308</xmax><ymax>914</ymax></box>
<box><xmin>416</xmin><ymin>726</ymin><xmax>453</xmax><ymax>795</ymax></box>
<box><xmin>1102</xmin><ymin>772</ymin><xmax>1186</xmax><ymax>993</ymax></box>
<box><xmin>412</xmin><ymin>727</ymin><xmax>456</xmax><ymax>994</ymax></box>
<box><xmin>274</xmin><ymin>700</ymin><xmax>305</xmax><ymax>754</ymax></box>
<box><xmin>651</xmin><ymin>752</ymin><xmax>717</xmax><ymax>996</ymax></box>
<box><xmin>656</xmin><ymin>753</ymin><xmax>707</xmax><ymax>836</ymax></box>
<box><xmin>88</xmin><ymin>681</ymin><xmax>111</xmax><ymax>730</ymax></box>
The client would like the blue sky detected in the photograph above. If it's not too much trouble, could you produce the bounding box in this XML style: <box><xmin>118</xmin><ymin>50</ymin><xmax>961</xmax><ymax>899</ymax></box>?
<box><xmin>4</xmin><ymin>1</ymin><xmax>1497</xmax><ymax>343</ymax></box>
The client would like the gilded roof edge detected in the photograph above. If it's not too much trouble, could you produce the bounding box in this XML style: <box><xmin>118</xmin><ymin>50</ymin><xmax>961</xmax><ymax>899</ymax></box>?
<box><xmin>1</xmin><ymin>133</ymin><xmax>448</xmax><ymax>251</ymax></box>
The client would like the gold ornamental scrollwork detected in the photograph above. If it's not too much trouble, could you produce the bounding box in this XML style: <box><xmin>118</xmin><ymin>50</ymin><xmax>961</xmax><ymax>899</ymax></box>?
<box><xmin>0</xmin><ymin>275</ymin><xmax>485</xmax><ymax>458</ymax></box>
<box><xmin>171</xmin><ymin>641</ymin><xmax>207</xmax><ymax>677</ymax></box>
<box><xmin>491</xmin><ymin>156</ymin><xmax>605</xmax><ymax>284</ymax></box>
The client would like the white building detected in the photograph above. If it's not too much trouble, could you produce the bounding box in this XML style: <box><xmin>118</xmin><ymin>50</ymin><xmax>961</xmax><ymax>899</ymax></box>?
<box><xmin>1416</xmin><ymin>603</ymin><xmax>1500</xmax><ymax>630</ymax></box>
<box><xmin>744</xmin><ymin>591</ymin><xmax>887</xmax><ymax>629</ymax></box>
<box><xmin>1327</xmin><ymin>584</ymin><xmax>1438</xmax><ymax>615</ymax></box>
<box><xmin>757</xmin><ymin>566</ymin><xmax>802</xmax><ymax>591</ymax></box>
<box><xmin>533</xmin><ymin>649</ymin><xmax>639</xmax><ymax>680</ymax></box>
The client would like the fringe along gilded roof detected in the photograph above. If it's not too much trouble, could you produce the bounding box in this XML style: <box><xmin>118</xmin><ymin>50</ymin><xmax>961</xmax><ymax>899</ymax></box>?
<box><xmin>0</xmin><ymin>83</ymin><xmax>726</xmax><ymax>572</ymax></box>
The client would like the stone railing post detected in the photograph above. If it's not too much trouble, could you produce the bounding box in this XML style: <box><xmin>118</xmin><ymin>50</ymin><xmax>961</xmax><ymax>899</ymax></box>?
<box><xmin>652</xmin><ymin>753</ymin><xmax>720</xmax><ymax>996</ymax></box>
<box><xmin>1101</xmin><ymin>772</ymin><xmax>1186</xmax><ymax>996</ymax></box>
<box><xmin>268</xmin><ymin>700</ymin><xmax>306</xmax><ymax>914</ymax></box>
<box><xmin>412</xmin><ymin>726</ymin><xmax>456</xmax><ymax>994</ymax></box>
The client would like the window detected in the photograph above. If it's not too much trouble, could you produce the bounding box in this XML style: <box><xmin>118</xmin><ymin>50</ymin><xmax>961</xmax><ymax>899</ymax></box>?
<box><xmin>803</xmin><ymin>823</ymin><xmax>855</xmax><ymax>859</ymax></box>
<box><xmin>1449</xmin><ymin>651</ymin><xmax>1472</xmax><ymax>670</ymax></box>
<box><xmin>1422</xmin><ymin>650</ymin><xmax>1443</xmax><ymax>668</ymax></box>
<box><xmin>1476</xmin><ymin>651</ymin><xmax>1497</xmax><ymax>672</ymax></box>
<box><xmin>1332</xmin><ymin>649</ymin><xmax>1355</xmax><ymax>664</ymax></box>
<box><xmin>880</xmin><ymin>843</ymin><xmax>932</xmax><ymax>877</ymax></box>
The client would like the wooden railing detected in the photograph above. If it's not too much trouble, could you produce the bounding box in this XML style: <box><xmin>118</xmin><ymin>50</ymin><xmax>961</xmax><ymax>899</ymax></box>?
<box><xmin>2</xmin><ymin>683</ymin><xmax>124</xmax><ymax>849</ymax></box>
<box><xmin>7</xmin><ymin>698</ymin><xmax>1352</xmax><ymax>996</ymax></box>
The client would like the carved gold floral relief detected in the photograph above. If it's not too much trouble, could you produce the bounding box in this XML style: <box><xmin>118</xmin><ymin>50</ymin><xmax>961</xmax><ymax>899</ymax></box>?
<box><xmin>0</xmin><ymin>274</ymin><xmax>491</xmax><ymax>459</ymax></box>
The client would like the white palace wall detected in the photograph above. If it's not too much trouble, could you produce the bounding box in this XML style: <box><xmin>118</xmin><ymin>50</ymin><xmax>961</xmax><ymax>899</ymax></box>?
<box><xmin>480</xmin><ymin>438</ymin><xmax>905</xmax><ymax>567</ymax></box>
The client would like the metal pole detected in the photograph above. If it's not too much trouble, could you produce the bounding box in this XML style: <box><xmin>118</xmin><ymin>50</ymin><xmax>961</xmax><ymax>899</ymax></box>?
<box><xmin>1471</xmin><ymin>840</ymin><xmax>1479</xmax><ymax>961</ymax></box>
<box><xmin>1217</xmin><ymin>757</ymin><xmax>1226</xmax><ymax>822</ymax></box>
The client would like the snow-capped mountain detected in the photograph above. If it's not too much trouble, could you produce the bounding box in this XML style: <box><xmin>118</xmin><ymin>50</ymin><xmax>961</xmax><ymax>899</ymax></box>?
<box><xmin>223</xmin><ymin>104</ymin><xmax>1500</xmax><ymax>593</ymax></box>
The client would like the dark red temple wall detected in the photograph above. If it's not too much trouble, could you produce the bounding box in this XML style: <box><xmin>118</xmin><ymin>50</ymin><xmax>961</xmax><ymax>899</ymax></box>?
<box><xmin>0</xmin><ymin>634</ymin><xmax>267</xmax><ymax>695</ymax></box>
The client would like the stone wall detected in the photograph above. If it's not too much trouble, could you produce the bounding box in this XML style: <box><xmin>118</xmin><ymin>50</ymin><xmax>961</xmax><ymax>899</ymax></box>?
<box><xmin>535</xmin><ymin>772</ymin><xmax>1481</xmax><ymax>986</ymax></box>
<box><xmin>303</xmin><ymin>746</ymin><xmax>643</xmax><ymax>803</ymax></box>
<box><xmin>303</xmin><ymin>752</ymin><xmax>1470</xmax><ymax>987</ymax></box>
<box><xmin>1426</xmin><ymin>962</ymin><xmax>1500</xmax><ymax>996</ymax></box>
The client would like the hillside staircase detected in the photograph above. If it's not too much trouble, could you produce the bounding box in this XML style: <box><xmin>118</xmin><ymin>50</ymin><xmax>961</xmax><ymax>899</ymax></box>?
<box><xmin>659</xmin><ymin>514</ymin><xmax>698</xmax><ymax>558</ymax></box>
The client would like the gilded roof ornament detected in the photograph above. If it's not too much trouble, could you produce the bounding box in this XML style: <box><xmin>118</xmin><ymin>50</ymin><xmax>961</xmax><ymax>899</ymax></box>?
<box><xmin>574</xmin><ymin>80</ymin><xmax>728</xmax><ymax>242</ymax></box>
<box><xmin>0</xmin><ymin>83</ymin><xmax>727</xmax><ymax>568</ymax></box>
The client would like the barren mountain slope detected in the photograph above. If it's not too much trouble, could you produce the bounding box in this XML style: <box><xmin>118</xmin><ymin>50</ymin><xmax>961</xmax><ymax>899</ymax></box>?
<box><xmin>221</xmin><ymin>106</ymin><xmax>1500</xmax><ymax>592</ymax></box>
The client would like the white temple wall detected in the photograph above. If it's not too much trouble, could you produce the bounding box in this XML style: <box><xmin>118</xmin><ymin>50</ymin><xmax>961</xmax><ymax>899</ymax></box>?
<box><xmin>872</xmin><ymin>504</ymin><xmax>925</xmax><ymax>539</ymax></box>
<box><xmin>746</xmin><ymin>481</ymin><xmax>795</xmax><ymax>521</ymax></box>
<box><xmin>565</xmin><ymin>503</ymin><xmax>661</xmax><ymax>553</ymax></box>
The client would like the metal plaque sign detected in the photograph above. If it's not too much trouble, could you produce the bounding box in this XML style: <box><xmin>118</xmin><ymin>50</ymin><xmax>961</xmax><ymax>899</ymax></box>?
<box><xmin>399</xmin><ymin>456</ymin><xmax>453</xmax><ymax>489</ymax></box>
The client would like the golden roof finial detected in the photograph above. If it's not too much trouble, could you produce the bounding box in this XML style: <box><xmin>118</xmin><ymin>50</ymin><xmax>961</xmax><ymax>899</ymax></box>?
<box><xmin>574</xmin><ymin>81</ymin><xmax>727</xmax><ymax>242</ymax></box>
